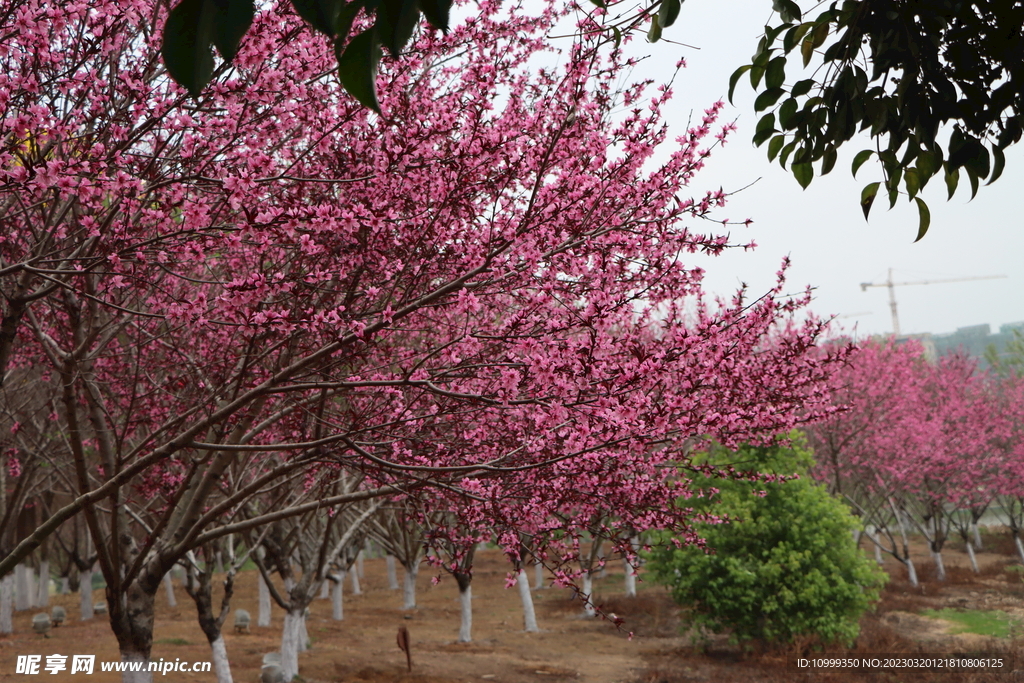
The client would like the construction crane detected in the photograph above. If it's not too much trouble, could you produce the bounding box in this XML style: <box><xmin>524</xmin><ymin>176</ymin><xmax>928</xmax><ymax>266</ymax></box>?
<box><xmin>859</xmin><ymin>268</ymin><xmax>1007</xmax><ymax>336</ymax></box>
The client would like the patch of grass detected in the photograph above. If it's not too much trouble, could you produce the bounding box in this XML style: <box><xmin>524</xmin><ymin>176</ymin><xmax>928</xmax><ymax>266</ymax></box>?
<box><xmin>154</xmin><ymin>637</ymin><xmax>191</xmax><ymax>646</ymax></box>
<box><xmin>920</xmin><ymin>608</ymin><xmax>1020</xmax><ymax>638</ymax></box>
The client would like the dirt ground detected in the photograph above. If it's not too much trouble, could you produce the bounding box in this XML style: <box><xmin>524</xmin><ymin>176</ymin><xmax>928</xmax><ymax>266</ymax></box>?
<box><xmin>1</xmin><ymin>531</ymin><xmax>1022</xmax><ymax>683</ymax></box>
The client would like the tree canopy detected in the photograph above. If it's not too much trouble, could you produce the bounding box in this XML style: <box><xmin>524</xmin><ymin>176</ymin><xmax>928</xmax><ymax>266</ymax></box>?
<box><xmin>159</xmin><ymin>0</ymin><xmax>1024</xmax><ymax>239</ymax></box>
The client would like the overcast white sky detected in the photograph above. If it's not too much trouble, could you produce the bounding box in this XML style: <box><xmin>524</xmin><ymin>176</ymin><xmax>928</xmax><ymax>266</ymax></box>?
<box><xmin>610</xmin><ymin>0</ymin><xmax>1024</xmax><ymax>339</ymax></box>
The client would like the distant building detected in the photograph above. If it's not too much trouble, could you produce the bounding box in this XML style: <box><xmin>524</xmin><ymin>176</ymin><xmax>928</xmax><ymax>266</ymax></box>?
<box><xmin>921</xmin><ymin>321</ymin><xmax>1024</xmax><ymax>367</ymax></box>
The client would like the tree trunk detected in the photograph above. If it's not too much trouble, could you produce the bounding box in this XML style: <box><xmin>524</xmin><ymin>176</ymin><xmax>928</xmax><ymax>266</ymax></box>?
<box><xmin>931</xmin><ymin>549</ymin><xmax>946</xmax><ymax>582</ymax></box>
<box><xmin>966</xmin><ymin>540</ymin><xmax>980</xmax><ymax>573</ymax></box>
<box><xmin>35</xmin><ymin>561</ymin><xmax>48</xmax><ymax>607</ymax></box>
<box><xmin>319</xmin><ymin>580</ymin><xmax>329</xmax><ymax>599</ymax></box>
<box><xmin>905</xmin><ymin>558</ymin><xmax>919</xmax><ymax>587</ymax></box>
<box><xmin>0</xmin><ymin>573</ymin><xmax>13</xmax><ymax>633</ymax></box>
<box><xmin>455</xmin><ymin>574</ymin><xmax>472</xmax><ymax>643</ymax></box>
<box><xmin>80</xmin><ymin>568</ymin><xmax>94</xmax><ymax>620</ymax></box>
<box><xmin>972</xmin><ymin>522</ymin><xmax>983</xmax><ymax>551</ymax></box>
<box><xmin>385</xmin><ymin>555</ymin><xmax>398</xmax><ymax>590</ymax></box>
<box><xmin>533</xmin><ymin>559</ymin><xmax>545</xmax><ymax>590</ymax></box>
<box><xmin>581</xmin><ymin>572</ymin><xmax>596</xmax><ymax>617</ymax></box>
<box><xmin>112</xmin><ymin>585</ymin><xmax>157</xmax><ymax>683</ymax></box>
<box><xmin>356</xmin><ymin>550</ymin><xmax>364</xmax><ymax>580</ymax></box>
<box><xmin>1014</xmin><ymin>532</ymin><xmax>1024</xmax><ymax>565</ymax></box>
<box><xmin>210</xmin><ymin>636</ymin><xmax>233</xmax><ymax>683</ymax></box>
<box><xmin>623</xmin><ymin>558</ymin><xmax>637</xmax><ymax>597</ymax></box>
<box><xmin>516</xmin><ymin>569</ymin><xmax>538</xmax><ymax>632</ymax></box>
<box><xmin>163</xmin><ymin>573</ymin><xmax>177</xmax><ymax>607</ymax></box>
<box><xmin>14</xmin><ymin>563</ymin><xmax>30</xmax><ymax>611</ymax></box>
<box><xmin>402</xmin><ymin>562</ymin><xmax>418</xmax><ymax>610</ymax></box>
<box><xmin>349</xmin><ymin>564</ymin><xmax>361</xmax><ymax>595</ymax></box>
<box><xmin>870</xmin><ymin>529</ymin><xmax>884</xmax><ymax>564</ymax></box>
<box><xmin>258</xmin><ymin>573</ymin><xmax>271</xmax><ymax>627</ymax></box>
<box><xmin>280</xmin><ymin>609</ymin><xmax>303</xmax><ymax>681</ymax></box>
<box><xmin>332</xmin><ymin>574</ymin><xmax>344</xmax><ymax>621</ymax></box>
<box><xmin>119</xmin><ymin>650</ymin><xmax>152</xmax><ymax>683</ymax></box>
<box><xmin>60</xmin><ymin>577</ymin><xmax>70</xmax><ymax>594</ymax></box>
<box><xmin>297</xmin><ymin>611</ymin><xmax>309</xmax><ymax>653</ymax></box>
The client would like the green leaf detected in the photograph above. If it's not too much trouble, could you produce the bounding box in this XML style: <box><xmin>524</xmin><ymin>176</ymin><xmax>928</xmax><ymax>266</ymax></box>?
<box><xmin>753</xmin><ymin>113</ymin><xmax>777</xmax><ymax>146</ymax></box>
<box><xmin>903</xmin><ymin>167</ymin><xmax>920</xmax><ymax>197</ymax></box>
<box><xmin>801</xmin><ymin>35</ymin><xmax>815</xmax><ymax>67</ymax></box>
<box><xmin>765</xmin><ymin>57</ymin><xmax>786</xmax><ymax>90</ymax></box>
<box><xmin>589</xmin><ymin>0</ymin><xmax>605</xmax><ymax>7</ymax></box>
<box><xmin>290</xmin><ymin>0</ymin><xmax>340</xmax><ymax>36</ymax></box>
<box><xmin>417</xmin><ymin>0</ymin><xmax>450</xmax><ymax>32</ymax></box>
<box><xmin>792</xmin><ymin>161</ymin><xmax>813</xmax><ymax>189</ymax></box>
<box><xmin>783</xmin><ymin>23</ymin><xmax>812</xmax><ymax>53</ymax></box>
<box><xmin>887</xmin><ymin>186</ymin><xmax>899</xmax><ymax>209</ymax></box>
<box><xmin>916</xmin><ymin>150</ymin><xmax>939</xmax><ymax>183</ymax></box>
<box><xmin>790</xmin><ymin>78</ymin><xmax>814</xmax><ymax>97</ymax></box>
<box><xmin>778</xmin><ymin>97</ymin><xmax>797</xmax><ymax>129</ymax></box>
<box><xmin>767</xmin><ymin>134</ymin><xmax>786</xmax><ymax>162</ymax></box>
<box><xmin>988</xmin><ymin>146</ymin><xmax>1006</xmax><ymax>185</ymax></box>
<box><xmin>728</xmin><ymin>65</ymin><xmax>752</xmax><ymax>104</ymax></box>
<box><xmin>811</xmin><ymin>20</ymin><xmax>829</xmax><ymax>48</ymax></box>
<box><xmin>336</xmin><ymin>28</ymin><xmax>382</xmax><ymax>113</ymax></box>
<box><xmin>851</xmin><ymin>149</ymin><xmax>873</xmax><ymax>178</ymax></box>
<box><xmin>212</xmin><ymin>0</ymin><xmax>254</xmax><ymax>62</ymax></box>
<box><xmin>334</xmin><ymin>0</ymin><xmax>367</xmax><ymax>42</ymax></box>
<box><xmin>754</xmin><ymin>87</ymin><xmax>785</xmax><ymax>112</ymax></box>
<box><xmin>162</xmin><ymin>0</ymin><xmax>217</xmax><ymax>97</ymax></box>
<box><xmin>376</xmin><ymin>0</ymin><xmax>419</xmax><ymax>56</ymax></box>
<box><xmin>750</xmin><ymin>65</ymin><xmax>766</xmax><ymax>89</ymax></box>
<box><xmin>860</xmin><ymin>181</ymin><xmax>880</xmax><ymax>220</ymax></box>
<box><xmin>944</xmin><ymin>166</ymin><xmax>959</xmax><ymax>199</ymax></box>
<box><xmin>772</xmin><ymin>0</ymin><xmax>801</xmax><ymax>23</ymax></box>
<box><xmin>913</xmin><ymin>197</ymin><xmax>930</xmax><ymax>242</ymax></box>
<box><xmin>612</xmin><ymin>25</ymin><xmax>622</xmax><ymax>49</ymax></box>
<box><xmin>658</xmin><ymin>0</ymin><xmax>681</xmax><ymax>29</ymax></box>
<box><xmin>648</xmin><ymin>14</ymin><xmax>662</xmax><ymax>43</ymax></box>
<box><xmin>820</xmin><ymin>145</ymin><xmax>837</xmax><ymax>175</ymax></box>
<box><xmin>967</xmin><ymin>167</ymin><xmax>980</xmax><ymax>199</ymax></box>
<box><xmin>779</xmin><ymin>140</ymin><xmax>798</xmax><ymax>167</ymax></box>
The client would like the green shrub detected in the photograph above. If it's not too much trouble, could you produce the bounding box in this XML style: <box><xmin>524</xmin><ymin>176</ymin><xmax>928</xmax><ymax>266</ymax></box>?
<box><xmin>646</xmin><ymin>435</ymin><xmax>887</xmax><ymax>646</ymax></box>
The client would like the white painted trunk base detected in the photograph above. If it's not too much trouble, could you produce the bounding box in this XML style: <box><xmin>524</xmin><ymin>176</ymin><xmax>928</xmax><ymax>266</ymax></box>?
<box><xmin>931</xmin><ymin>550</ymin><xmax>946</xmax><ymax>581</ymax></box>
<box><xmin>385</xmin><ymin>556</ymin><xmax>398</xmax><ymax>590</ymax></box>
<box><xmin>1015</xmin><ymin>534</ymin><xmax>1024</xmax><ymax>565</ymax></box>
<box><xmin>533</xmin><ymin>560</ymin><xmax>545</xmax><ymax>590</ymax></box>
<box><xmin>319</xmin><ymin>580</ymin><xmax>329</xmax><ymax>599</ymax></box>
<box><xmin>458</xmin><ymin>585</ymin><xmax>472</xmax><ymax>643</ymax></box>
<box><xmin>356</xmin><ymin>551</ymin><xmax>364</xmax><ymax>580</ymax></box>
<box><xmin>402</xmin><ymin>564</ymin><xmax>418</xmax><ymax>610</ymax></box>
<box><xmin>60</xmin><ymin>577</ymin><xmax>69</xmax><ymax>594</ymax></box>
<box><xmin>80</xmin><ymin>570</ymin><xmax>94</xmax><ymax>620</ymax></box>
<box><xmin>623</xmin><ymin>559</ymin><xmax>637</xmax><ymax>598</ymax></box>
<box><xmin>120</xmin><ymin>651</ymin><xmax>152</xmax><ymax>683</ymax></box>
<box><xmin>906</xmin><ymin>558</ymin><xmax>919</xmax><ymax>587</ymax></box>
<box><xmin>0</xmin><ymin>574</ymin><xmax>13</xmax><ymax>633</ymax></box>
<box><xmin>972</xmin><ymin>522</ymin><xmax>984</xmax><ymax>550</ymax></box>
<box><xmin>966</xmin><ymin>541</ymin><xmax>980</xmax><ymax>573</ymax></box>
<box><xmin>581</xmin><ymin>573</ymin><xmax>596</xmax><ymax>618</ymax></box>
<box><xmin>210</xmin><ymin>635</ymin><xmax>234</xmax><ymax>683</ymax></box>
<box><xmin>258</xmin><ymin>574</ymin><xmax>271</xmax><ymax>627</ymax></box>
<box><xmin>516</xmin><ymin>569</ymin><xmax>538</xmax><ymax>632</ymax></box>
<box><xmin>298</xmin><ymin>614</ymin><xmax>309</xmax><ymax>652</ymax></box>
<box><xmin>14</xmin><ymin>564</ymin><xmax>30</xmax><ymax>611</ymax></box>
<box><xmin>35</xmin><ymin>562</ymin><xmax>48</xmax><ymax>607</ymax></box>
<box><xmin>332</xmin><ymin>576</ymin><xmax>344</xmax><ymax>620</ymax></box>
<box><xmin>163</xmin><ymin>573</ymin><xmax>177</xmax><ymax>607</ymax></box>
<box><xmin>280</xmin><ymin>610</ymin><xmax>303</xmax><ymax>681</ymax></box>
<box><xmin>349</xmin><ymin>565</ymin><xmax>361</xmax><ymax>595</ymax></box>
